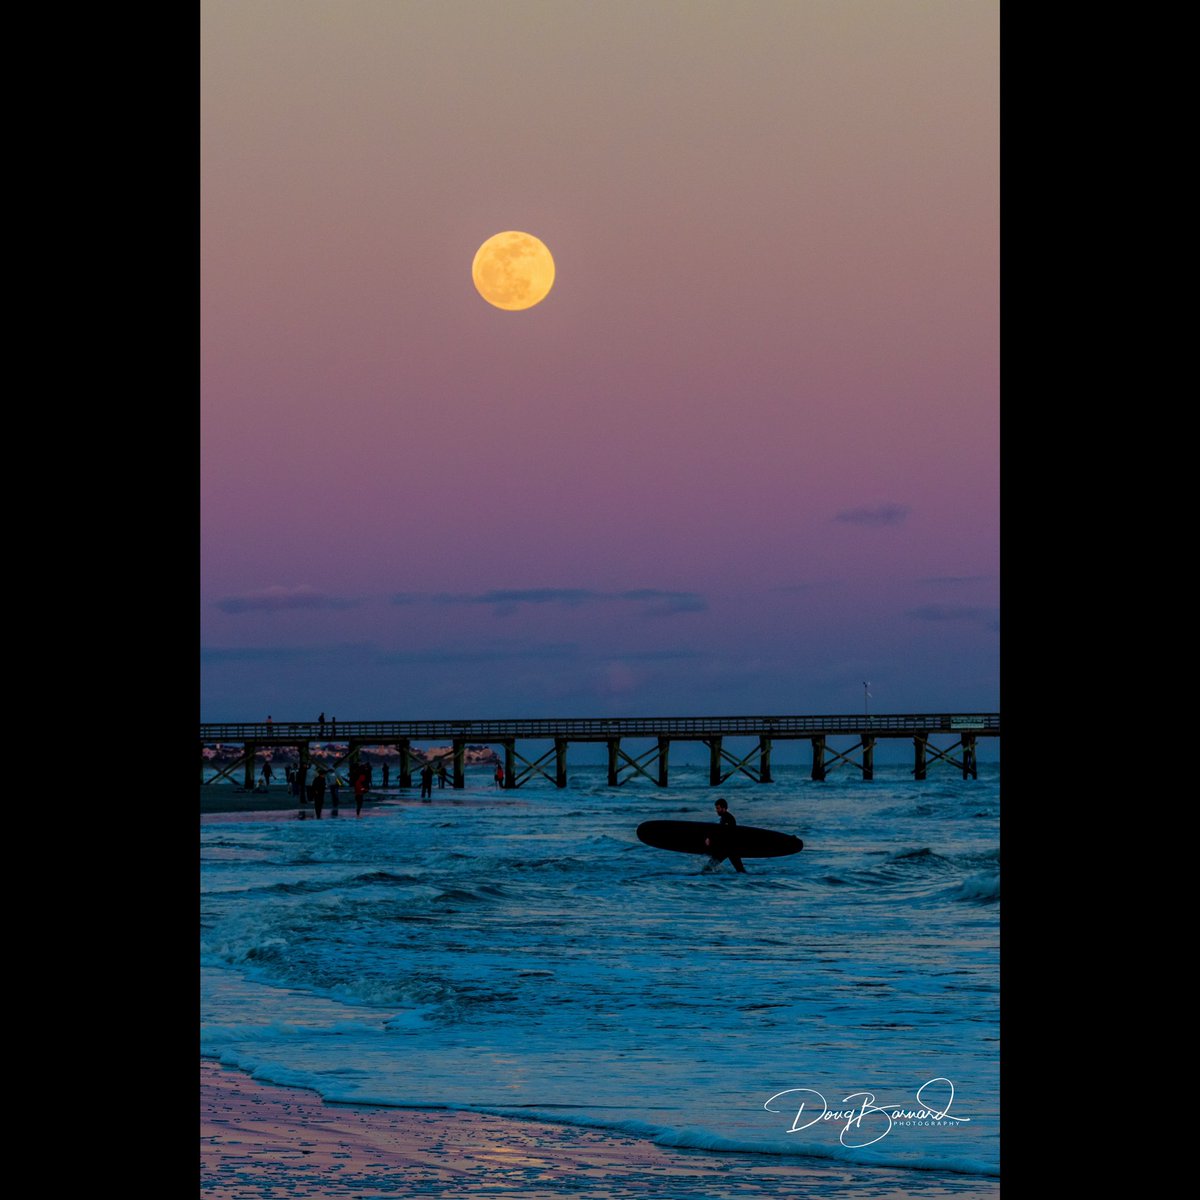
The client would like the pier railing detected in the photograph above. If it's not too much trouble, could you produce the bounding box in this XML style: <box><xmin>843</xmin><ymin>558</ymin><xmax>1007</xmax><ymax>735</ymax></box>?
<box><xmin>200</xmin><ymin>712</ymin><xmax>998</xmax><ymax>743</ymax></box>
<box><xmin>202</xmin><ymin>712</ymin><xmax>997</xmax><ymax>787</ymax></box>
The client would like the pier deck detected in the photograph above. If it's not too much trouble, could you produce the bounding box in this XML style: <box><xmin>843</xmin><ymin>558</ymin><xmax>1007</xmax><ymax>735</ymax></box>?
<box><xmin>202</xmin><ymin>713</ymin><xmax>998</xmax><ymax>789</ymax></box>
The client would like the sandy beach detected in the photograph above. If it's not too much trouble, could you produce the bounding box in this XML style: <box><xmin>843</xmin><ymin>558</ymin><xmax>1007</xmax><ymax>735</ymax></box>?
<box><xmin>200</xmin><ymin>1060</ymin><xmax>997</xmax><ymax>1199</ymax></box>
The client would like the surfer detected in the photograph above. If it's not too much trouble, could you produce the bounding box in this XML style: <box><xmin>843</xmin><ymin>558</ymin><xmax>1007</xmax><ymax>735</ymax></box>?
<box><xmin>705</xmin><ymin>798</ymin><xmax>747</xmax><ymax>873</ymax></box>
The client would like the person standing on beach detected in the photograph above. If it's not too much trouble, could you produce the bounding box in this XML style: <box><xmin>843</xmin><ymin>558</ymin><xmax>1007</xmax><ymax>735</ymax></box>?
<box><xmin>261</xmin><ymin>761</ymin><xmax>274</xmax><ymax>789</ymax></box>
<box><xmin>420</xmin><ymin>763</ymin><xmax>434</xmax><ymax>800</ymax></box>
<box><xmin>382</xmin><ymin>762</ymin><xmax>389</xmax><ymax>789</ymax></box>
<box><xmin>354</xmin><ymin>769</ymin><xmax>367</xmax><ymax>817</ymax></box>
<box><xmin>704</xmin><ymin>798</ymin><xmax>746</xmax><ymax>873</ymax></box>
<box><xmin>437</xmin><ymin>761</ymin><xmax>447</xmax><ymax>789</ymax></box>
<box><xmin>329</xmin><ymin>772</ymin><xmax>340</xmax><ymax>816</ymax></box>
<box><xmin>494</xmin><ymin>762</ymin><xmax>505</xmax><ymax>789</ymax></box>
<box><xmin>311</xmin><ymin>769</ymin><xmax>327</xmax><ymax>819</ymax></box>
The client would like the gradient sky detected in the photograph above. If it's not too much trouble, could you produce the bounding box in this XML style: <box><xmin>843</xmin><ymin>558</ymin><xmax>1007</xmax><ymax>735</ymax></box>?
<box><xmin>201</xmin><ymin>0</ymin><xmax>999</xmax><ymax>729</ymax></box>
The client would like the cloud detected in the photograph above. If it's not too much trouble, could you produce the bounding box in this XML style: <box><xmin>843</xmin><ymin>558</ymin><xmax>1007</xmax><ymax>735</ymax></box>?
<box><xmin>620</xmin><ymin>648</ymin><xmax>707</xmax><ymax>661</ymax></box>
<box><xmin>391</xmin><ymin>588</ymin><xmax>707</xmax><ymax>616</ymax></box>
<box><xmin>916</xmin><ymin>575</ymin><xmax>996</xmax><ymax>586</ymax></box>
<box><xmin>200</xmin><ymin>641</ymin><xmax>375</xmax><ymax>664</ymax></box>
<box><xmin>907</xmin><ymin>604</ymin><xmax>1000</xmax><ymax>631</ymax></box>
<box><xmin>201</xmin><ymin>641</ymin><xmax>707</xmax><ymax>671</ymax></box>
<box><xmin>833</xmin><ymin>503</ymin><xmax>911</xmax><ymax>526</ymax></box>
<box><xmin>377</xmin><ymin>643</ymin><xmax>582</xmax><ymax>665</ymax></box>
<box><xmin>215</xmin><ymin>586</ymin><xmax>361</xmax><ymax>614</ymax></box>
<box><xmin>771</xmin><ymin>580</ymin><xmax>844</xmax><ymax>594</ymax></box>
<box><xmin>618</xmin><ymin>589</ymin><xmax>707</xmax><ymax>616</ymax></box>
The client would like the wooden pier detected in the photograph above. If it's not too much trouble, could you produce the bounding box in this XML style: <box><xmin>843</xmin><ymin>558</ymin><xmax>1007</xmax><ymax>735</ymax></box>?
<box><xmin>201</xmin><ymin>713</ymin><xmax>999</xmax><ymax>791</ymax></box>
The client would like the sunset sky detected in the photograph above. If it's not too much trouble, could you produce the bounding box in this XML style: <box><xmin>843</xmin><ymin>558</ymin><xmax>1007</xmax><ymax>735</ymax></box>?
<box><xmin>201</xmin><ymin>1</ymin><xmax>999</xmax><ymax>735</ymax></box>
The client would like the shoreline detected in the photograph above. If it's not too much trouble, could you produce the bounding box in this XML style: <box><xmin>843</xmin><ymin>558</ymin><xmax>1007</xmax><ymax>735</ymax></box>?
<box><xmin>199</xmin><ymin>1060</ymin><xmax>997</xmax><ymax>1198</ymax></box>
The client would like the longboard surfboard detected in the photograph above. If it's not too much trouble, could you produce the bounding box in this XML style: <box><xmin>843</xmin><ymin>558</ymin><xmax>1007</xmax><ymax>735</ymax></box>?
<box><xmin>636</xmin><ymin>820</ymin><xmax>803</xmax><ymax>859</ymax></box>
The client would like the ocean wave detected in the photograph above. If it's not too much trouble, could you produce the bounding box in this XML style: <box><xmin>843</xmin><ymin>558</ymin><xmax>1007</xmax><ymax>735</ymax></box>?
<box><xmin>878</xmin><ymin>803</ymin><xmax>940</xmax><ymax>819</ymax></box>
<box><xmin>499</xmin><ymin>853</ymin><xmax>589</xmax><ymax>871</ymax></box>
<box><xmin>952</xmin><ymin>872</ymin><xmax>1000</xmax><ymax>904</ymax></box>
<box><xmin>884</xmin><ymin>847</ymin><xmax>942</xmax><ymax>862</ymax></box>
<box><xmin>837</xmin><ymin>847</ymin><xmax>958</xmax><ymax>887</ymax></box>
<box><xmin>262</xmin><ymin>880</ymin><xmax>337</xmax><ymax>895</ymax></box>
<box><xmin>201</xmin><ymin>939</ymin><xmax>526</xmax><ymax>1016</ymax></box>
<box><xmin>202</xmin><ymin>934</ymin><xmax>291</xmax><ymax>966</ymax></box>
<box><xmin>433</xmin><ymin>884</ymin><xmax>508</xmax><ymax>904</ymax></box>
<box><xmin>353</xmin><ymin>870</ymin><xmax>422</xmax><ymax>884</ymax></box>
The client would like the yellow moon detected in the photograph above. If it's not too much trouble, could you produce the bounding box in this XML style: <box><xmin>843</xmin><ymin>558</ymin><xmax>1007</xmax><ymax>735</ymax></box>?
<box><xmin>472</xmin><ymin>231</ymin><xmax>555</xmax><ymax>311</ymax></box>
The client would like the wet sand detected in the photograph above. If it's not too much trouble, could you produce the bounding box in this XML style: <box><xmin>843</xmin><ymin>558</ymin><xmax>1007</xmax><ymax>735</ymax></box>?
<box><xmin>200</xmin><ymin>1061</ymin><xmax>997</xmax><ymax>1198</ymax></box>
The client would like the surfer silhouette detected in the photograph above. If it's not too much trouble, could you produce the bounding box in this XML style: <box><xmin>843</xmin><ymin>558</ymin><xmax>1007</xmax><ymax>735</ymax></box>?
<box><xmin>705</xmin><ymin>798</ymin><xmax>747</xmax><ymax>872</ymax></box>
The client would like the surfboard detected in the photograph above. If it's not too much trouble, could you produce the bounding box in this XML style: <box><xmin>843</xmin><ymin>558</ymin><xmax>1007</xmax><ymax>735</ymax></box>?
<box><xmin>636</xmin><ymin>820</ymin><xmax>803</xmax><ymax>859</ymax></box>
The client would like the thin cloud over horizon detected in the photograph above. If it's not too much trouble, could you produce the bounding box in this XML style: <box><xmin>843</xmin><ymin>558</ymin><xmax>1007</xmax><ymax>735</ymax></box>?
<box><xmin>833</xmin><ymin>503</ymin><xmax>911</xmax><ymax>526</ymax></box>
<box><xmin>391</xmin><ymin>588</ymin><xmax>707</xmax><ymax>616</ymax></box>
<box><xmin>201</xmin><ymin>640</ymin><xmax>376</xmax><ymax>664</ymax></box>
<box><xmin>215</xmin><ymin>586</ymin><xmax>362</xmax><ymax>614</ymax></box>
<box><xmin>906</xmin><ymin>604</ymin><xmax>999</xmax><ymax>631</ymax></box>
<box><xmin>916</xmin><ymin>575</ymin><xmax>997</xmax><ymax>587</ymax></box>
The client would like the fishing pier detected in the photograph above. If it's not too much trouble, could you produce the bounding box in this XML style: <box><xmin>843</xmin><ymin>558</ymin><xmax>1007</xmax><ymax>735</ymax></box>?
<box><xmin>201</xmin><ymin>713</ymin><xmax>999</xmax><ymax>790</ymax></box>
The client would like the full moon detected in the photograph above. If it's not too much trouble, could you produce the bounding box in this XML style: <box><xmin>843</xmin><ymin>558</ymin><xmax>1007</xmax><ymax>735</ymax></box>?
<box><xmin>472</xmin><ymin>231</ymin><xmax>555</xmax><ymax>311</ymax></box>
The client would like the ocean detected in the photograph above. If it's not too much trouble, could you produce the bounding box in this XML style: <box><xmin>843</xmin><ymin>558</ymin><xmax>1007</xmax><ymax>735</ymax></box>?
<box><xmin>200</xmin><ymin>761</ymin><xmax>999</xmax><ymax>1187</ymax></box>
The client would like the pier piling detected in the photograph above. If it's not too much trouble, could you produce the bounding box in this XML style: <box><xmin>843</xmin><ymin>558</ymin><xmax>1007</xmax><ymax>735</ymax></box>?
<box><xmin>708</xmin><ymin>737</ymin><xmax>723</xmax><ymax>786</ymax></box>
<box><xmin>913</xmin><ymin>735</ymin><xmax>928</xmax><ymax>781</ymax></box>
<box><xmin>555</xmin><ymin>739</ymin><xmax>569</xmax><ymax>788</ymax></box>
<box><xmin>759</xmin><ymin>736</ymin><xmax>772</xmax><ymax>784</ymax></box>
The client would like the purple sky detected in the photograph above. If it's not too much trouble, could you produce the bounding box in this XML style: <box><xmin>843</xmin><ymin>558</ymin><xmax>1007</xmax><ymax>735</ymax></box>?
<box><xmin>201</xmin><ymin>1</ymin><xmax>998</xmax><ymax>730</ymax></box>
